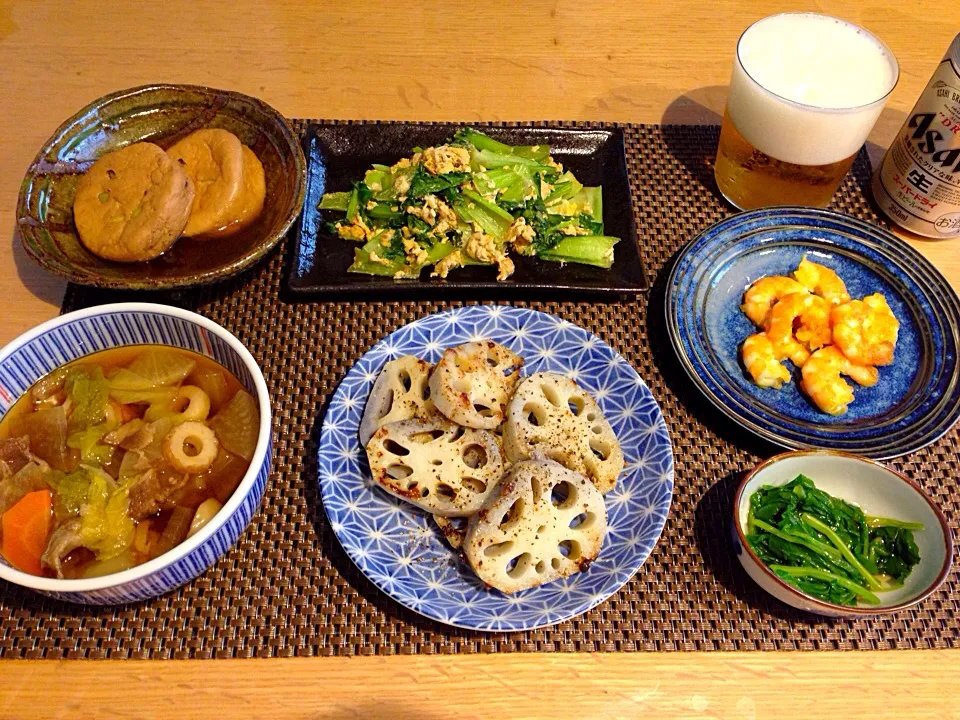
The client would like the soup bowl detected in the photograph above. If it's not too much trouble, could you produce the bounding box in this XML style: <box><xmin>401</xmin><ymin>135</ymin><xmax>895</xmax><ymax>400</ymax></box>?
<box><xmin>0</xmin><ymin>303</ymin><xmax>271</xmax><ymax>604</ymax></box>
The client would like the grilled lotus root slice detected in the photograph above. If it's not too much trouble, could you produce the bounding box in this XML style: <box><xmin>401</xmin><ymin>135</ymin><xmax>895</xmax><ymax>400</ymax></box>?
<box><xmin>503</xmin><ymin>373</ymin><xmax>623</xmax><ymax>494</ymax></box>
<box><xmin>432</xmin><ymin>515</ymin><xmax>467</xmax><ymax>549</ymax></box>
<box><xmin>464</xmin><ymin>458</ymin><xmax>607</xmax><ymax>594</ymax></box>
<box><xmin>429</xmin><ymin>341</ymin><xmax>524</xmax><ymax>430</ymax></box>
<box><xmin>359</xmin><ymin>355</ymin><xmax>436</xmax><ymax>446</ymax></box>
<box><xmin>366</xmin><ymin>418</ymin><xmax>506</xmax><ymax>517</ymax></box>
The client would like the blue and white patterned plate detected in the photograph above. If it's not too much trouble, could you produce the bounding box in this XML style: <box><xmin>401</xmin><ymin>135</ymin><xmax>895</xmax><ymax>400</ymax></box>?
<box><xmin>666</xmin><ymin>207</ymin><xmax>960</xmax><ymax>459</ymax></box>
<box><xmin>319</xmin><ymin>306</ymin><xmax>674</xmax><ymax>631</ymax></box>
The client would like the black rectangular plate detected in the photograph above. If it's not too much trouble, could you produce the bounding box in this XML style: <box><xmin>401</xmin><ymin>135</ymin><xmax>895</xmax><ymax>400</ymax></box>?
<box><xmin>287</xmin><ymin>123</ymin><xmax>646</xmax><ymax>297</ymax></box>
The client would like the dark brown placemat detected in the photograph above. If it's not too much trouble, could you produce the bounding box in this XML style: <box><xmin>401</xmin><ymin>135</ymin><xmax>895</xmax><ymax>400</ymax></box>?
<box><xmin>3</xmin><ymin>122</ymin><xmax>956</xmax><ymax>659</ymax></box>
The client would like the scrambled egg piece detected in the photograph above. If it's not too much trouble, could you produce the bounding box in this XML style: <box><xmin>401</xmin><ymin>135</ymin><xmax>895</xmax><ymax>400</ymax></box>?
<box><xmin>505</xmin><ymin>217</ymin><xmax>536</xmax><ymax>254</ymax></box>
<box><xmin>393</xmin><ymin>173</ymin><xmax>411</xmax><ymax>197</ymax></box>
<box><xmin>431</xmin><ymin>250</ymin><xmax>464</xmax><ymax>278</ymax></box>
<box><xmin>559</xmin><ymin>223</ymin><xmax>589</xmax><ymax>236</ymax></box>
<box><xmin>422</xmin><ymin>145</ymin><xmax>471</xmax><ymax>176</ymax></box>
<box><xmin>407</xmin><ymin>202</ymin><xmax>437</xmax><ymax>226</ymax></box>
<box><xmin>336</xmin><ymin>222</ymin><xmax>366</xmax><ymax>241</ymax></box>
<box><xmin>402</xmin><ymin>237</ymin><xmax>429</xmax><ymax>266</ymax></box>
<box><xmin>464</xmin><ymin>230</ymin><xmax>515</xmax><ymax>281</ymax></box>
<box><xmin>546</xmin><ymin>157</ymin><xmax>564</xmax><ymax>172</ymax></box>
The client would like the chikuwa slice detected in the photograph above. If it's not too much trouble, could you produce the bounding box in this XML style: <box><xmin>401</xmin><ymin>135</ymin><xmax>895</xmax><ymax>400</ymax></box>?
<box><xmin>359</xmin><ymin>355</ymin><xmax>436</xmax><ymax>446</ymax></box>
<box><xmin>464</xmin><ymin>457</ymin><xmax>607</xmax><ymax>594</ymax></box>
<box><xmin>429</xmin><ymin>341</ymin><xmax>524</xmax><ymax>430</ymax></box>
<box><xmin>365</xmin><ymin>418</ymin><xmax>506</xmax><ymax>516</ymax></box>
<box><xmin>503</xmin><ymin>372</ymin><xmax>623</xmax><ymax>494</ymax></box>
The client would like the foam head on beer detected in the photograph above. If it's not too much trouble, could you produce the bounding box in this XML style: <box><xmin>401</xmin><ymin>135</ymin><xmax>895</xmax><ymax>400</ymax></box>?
<box><xmin>728</xmin><ymin>13</ymin><xmax>898</xmax><ymax>167</ymax></box>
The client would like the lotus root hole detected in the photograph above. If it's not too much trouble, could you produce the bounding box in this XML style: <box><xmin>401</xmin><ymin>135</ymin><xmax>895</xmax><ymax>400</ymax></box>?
<box><xmin>430</xmin><ymin>459</ymin><xmax>443</xmax><ymax>466</ymax></box>
<box><xmin>569</xmin><ymin>512</ymin><xmax>596</xmax><ymax>530</ymax></box>
<box><xmin>567</xmin><ymin>395</ymin><xmax>585</xmax><ymax>416</ymax></box>
<box><xmin>436</xmin><ymin>483</ymin><xmax>456</xmax><ymax>500</ymax></box>
<box><xmin>591</xmin><ymin>425</ymin><xmax>604</xmax><ymax>434</ymax></box>
<box><xmin>449</xmin><ymin>426</ymin><xmax>466</xmax><ymax>442</ymax></box>
<box><xmin>536</xmin><ymin>524</ymin><xmax>546</xmax><ymax>534</ymax></box>
<box><xmin>383</xmin><ymin>439</ymin><xmax>410</xmax><ymax>456</ymax></box>
<box><xmin>586</xmin><ymin>411</ymin><xmax>597</xmax><ymax>422</ymax></box>
<box><xmin>386</xmin><ymin>463</ymin><xmax>413</xmax><ymax>479</ymax></box>
<box><xmin>473</xmin><ymin>403</ymin><xmax>495</xmax><ymax>417</ymax></box>
<box><xmin>535</xmin><ymin>560</ymin><xmax>546</xmax><ymax>574</ymax></box>
<box><xmin>506</xmin><ymin>552</ymin><xmax>532</xmax><ymax>579</ymax></box>
<box><xmin>550</xmin><ymin>481</ymin><xmax>578</xmax><ymax>509</ymax></box>
<box><xmin>411</xmin><ymin>429</ymin><xmax>444</xmax><ymax>443</ymax></box>
<box><xmin>540</xmin><ymin>383</ymin><xmax>562</xmax><ymax>407</ymax></box>
<box><xmin>106</xmin><ymin>168</ymin><xmax>116</xmax><ymax>179</ymax></box>
<box><xmin>461</xmin><ymin>477</ymin><xmax>487</xmax><ymax>493</ymax></box>
<box><xmin>551</xmin><ymin>557</ymin><xmax>561</xmax><ymax>570</ymax></box>
<box><xmin>500</xmin><ymin>498</ymin><xmax>525</xmax><ymax>528</ymax></box>
<box><xmin>523</xmin><ymin>402</ymin><xmax>548</xmax><ymax>427</ymax></box>
<box><xmin>484</xmin><ymin>540</ymin><xmax>514</xmax><ymax>558</ymax></box>
<box><xmin>462</xmin><ymin>443</ymin><xmax>488</xmax><ymax>469</ymax></box>
<box><xmin>589</xmin><ymin>437</ymin><xmax>611</xmax><ymax>461</ymax></box>
<box><xmin>558</xmin><ymin>539</ymin><xmax>582</xmax><ymax>560</ymax></box>
<box><xmin>399</xmin><ymin>370</ymin><xmax>412</xmax><ymax>392</ymax></box>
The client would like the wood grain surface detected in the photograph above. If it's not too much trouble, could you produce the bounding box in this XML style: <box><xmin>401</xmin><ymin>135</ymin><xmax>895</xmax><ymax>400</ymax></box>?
<box><xmin>0</xmin><ymin>0</ymin><xmax>958</xmax><ymax>718</ymax></box>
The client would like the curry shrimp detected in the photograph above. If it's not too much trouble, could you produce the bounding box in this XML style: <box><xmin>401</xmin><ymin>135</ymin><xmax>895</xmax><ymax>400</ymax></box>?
<box><xmin>831</xmin><ymin>293</ymin><xmax>900</xmax><ymax>367</ymax></box>
<box><xmin>767</xmin><ymin>292</ymin><xmax>832</xmax><ymax>364</ymax></box>
<box><xmin>800</xmin><ymin>346</ymin><xmax>879</xmax><ymax>415</ymax></box>
<box><xmin>793</xmin><ymin>256</ymin><xmax>851</xmax><ymax>306</ymax></box>
<box><xmin>741</xmin><ymin>334</ymin><xmax>792</xmax><ymax>389</ymax></box>
<box><xmin>741</xmin><ymin>276</ymin><xmax>808</xmax><ymax>328</ymax></box>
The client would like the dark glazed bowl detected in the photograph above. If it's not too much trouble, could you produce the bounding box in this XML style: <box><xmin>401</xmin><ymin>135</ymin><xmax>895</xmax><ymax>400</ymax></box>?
<box><xmin>17</xmin><ymin>84</ymin><xmax>306</xmax><ymax>290</ymax></box>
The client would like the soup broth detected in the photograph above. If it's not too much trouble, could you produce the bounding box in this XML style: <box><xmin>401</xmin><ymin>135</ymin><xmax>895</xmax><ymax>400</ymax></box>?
<box><xmin>0</xmin><ymin>345</ymin><xmax>259</xmax><ymax>579</ymax></box>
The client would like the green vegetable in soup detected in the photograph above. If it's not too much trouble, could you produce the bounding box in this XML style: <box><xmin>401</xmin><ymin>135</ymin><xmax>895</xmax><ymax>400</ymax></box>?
<box><xmin>746</xmin><ymin>474</ymin><xmax>923</xmax><ymax>607</ymax></box>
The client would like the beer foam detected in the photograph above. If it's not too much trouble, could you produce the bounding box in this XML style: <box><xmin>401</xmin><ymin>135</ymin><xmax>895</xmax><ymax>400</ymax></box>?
<box><xmin>727</xmin><ymin>13</ymin><xmax>898</xmax><ymax>166</ymax></box>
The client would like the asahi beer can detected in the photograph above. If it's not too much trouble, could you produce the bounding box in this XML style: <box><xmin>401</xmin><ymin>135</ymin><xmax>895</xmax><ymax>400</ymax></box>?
<box><xmin>873</xmin><ymin>34</ymin><xmax>960</xmax><ymax>238</ymax></box>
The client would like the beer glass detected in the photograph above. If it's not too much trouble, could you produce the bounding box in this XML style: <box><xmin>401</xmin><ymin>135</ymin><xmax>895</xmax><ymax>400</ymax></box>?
<box><xmin>715</xmin><ymin>13</ymin><xmax>899</xmax><ymax>210</ymax></box>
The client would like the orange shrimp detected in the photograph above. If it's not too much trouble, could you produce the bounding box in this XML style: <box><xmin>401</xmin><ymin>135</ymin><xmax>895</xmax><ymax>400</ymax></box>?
<box><xmin>793</xmin><ymin>256</ymin><xmax>851</xmax><ymax>306</ymax></box>
<box><xmin>741</xmin><ymin>276</ymin><xmax>808</xmax><ymax>328</ymax></box>
<box><xmin>800</xmin><ymin>346</ymin><xmax>879</xmax><ymax>415</ymax></box>
<box><xmin>766</xmin><ymin>293</ymin><xmax>831</xmax><ymax>365</ymax></box>
<box><xmin>831</xmin><ymin>293</ymin><xmax>899</xmax><ymax>366</ymax></box>
<box><xmin>742</xmin><ymin>334</ymin><xmax>792</xmax><ymax>389</ymax></box>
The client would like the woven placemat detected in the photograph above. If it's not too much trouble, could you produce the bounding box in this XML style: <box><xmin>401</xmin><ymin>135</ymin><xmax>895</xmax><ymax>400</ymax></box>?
<box><xmin>2</xmin><ymin>122</ymin><xmax>956</xmax><ymax>659</ymax></box>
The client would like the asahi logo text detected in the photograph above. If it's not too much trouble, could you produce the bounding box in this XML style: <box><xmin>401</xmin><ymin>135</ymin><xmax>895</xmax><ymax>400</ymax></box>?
<box><xmin>908</xmin><ymin>112</ymin><xmax>960</xmax><ymax>172</ymax></box>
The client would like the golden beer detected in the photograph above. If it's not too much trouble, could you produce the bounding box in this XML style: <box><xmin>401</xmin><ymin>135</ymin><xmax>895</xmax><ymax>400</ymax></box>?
<box><xmin>715</xmin><ymin>110</ymin><xmax>860</xmax><ymax>209</ymax></box>
<box><xmin>716</xmin><ymin>13</ymin><xmax>898</xmax><ymax>211</ymax></box>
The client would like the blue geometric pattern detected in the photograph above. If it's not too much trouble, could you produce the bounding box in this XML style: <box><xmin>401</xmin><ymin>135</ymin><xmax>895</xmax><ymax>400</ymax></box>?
<box><xmin>319</xmin><ymin>306</ymin><xmax>674</xmax><ymax>631</ymax></box>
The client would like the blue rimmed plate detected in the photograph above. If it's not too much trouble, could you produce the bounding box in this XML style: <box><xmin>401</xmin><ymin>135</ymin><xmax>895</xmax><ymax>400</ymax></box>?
<box><xmin>666</xmin><ymin>207</ymin><xmax>960</xmax><ymax>459</ymax></box>
<box><xmin>318</xmin><ymin>306</ymin><xmax>674</xmax><ymax>631</ymax></box>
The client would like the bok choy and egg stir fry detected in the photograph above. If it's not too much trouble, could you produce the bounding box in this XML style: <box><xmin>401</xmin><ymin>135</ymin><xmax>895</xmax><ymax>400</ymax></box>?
<box><xmin>320</xmin><ymin>128</ymin><xmax>620</xmax><ymax>280</ymax></box>
<box><xmin>747</xmin><ymin>474</ymin><xmax>922</xmax><ymax>607</ymax></box>
<box><xmin>0</xmin><ymin>346</ymin><xmax>258</xmax><ymax>579</ymax></box>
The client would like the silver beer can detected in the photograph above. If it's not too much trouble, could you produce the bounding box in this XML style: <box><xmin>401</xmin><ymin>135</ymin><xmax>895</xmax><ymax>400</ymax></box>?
<box><xmin>873</xmin><ymin>34</ymin><xmax>960</xmax><ymax>238</ymax></box>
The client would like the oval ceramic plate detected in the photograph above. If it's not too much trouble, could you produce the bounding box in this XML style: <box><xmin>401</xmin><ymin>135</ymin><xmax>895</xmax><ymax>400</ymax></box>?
<box><xmin>319</xmin><ymin>306</ymin><xmax>674</xmax><ymax>631</ymax></box>
<box><xmin>17</xmin><ymin>84</ymin><xmax>306</xmax><ymax>290</ymax></box>
<box><xmin>666</xmin><ymin>207</ymin><xmax>960</xmax><ymax>459</ymax></box>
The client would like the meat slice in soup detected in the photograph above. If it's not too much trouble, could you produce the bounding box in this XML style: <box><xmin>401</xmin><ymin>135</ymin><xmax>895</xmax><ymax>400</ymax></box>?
<box><xmin>0</xmin><ymin>346</ymin><xmax>258</xmax><ymax>579</ymax></box>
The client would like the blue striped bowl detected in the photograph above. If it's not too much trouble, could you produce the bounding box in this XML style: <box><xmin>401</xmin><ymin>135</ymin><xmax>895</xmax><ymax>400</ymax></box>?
<box><xmin>0</xmin><ymin>303</ymin><xmax>272</xmax><ymax>604</ymax></box>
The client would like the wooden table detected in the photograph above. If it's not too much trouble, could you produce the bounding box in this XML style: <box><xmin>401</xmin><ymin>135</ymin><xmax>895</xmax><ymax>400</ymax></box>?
<box><xmin>1</xmin><ymin>1</ymin><xmax>958</xmax><ymax>717</ymax></box>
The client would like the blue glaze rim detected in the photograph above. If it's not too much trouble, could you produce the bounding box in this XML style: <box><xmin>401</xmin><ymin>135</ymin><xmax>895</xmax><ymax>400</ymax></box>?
<box><xmin>666</xmin><ymin>207</ymin><xmax>960</xmax><ymax>459</ymax></box>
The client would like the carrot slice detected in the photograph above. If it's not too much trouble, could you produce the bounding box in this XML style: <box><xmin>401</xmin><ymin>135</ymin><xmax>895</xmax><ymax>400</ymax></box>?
<box><xmin>2</xmin><ymin>490</ymin><xmax>53</xmax><ymax>575</ymax></box>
